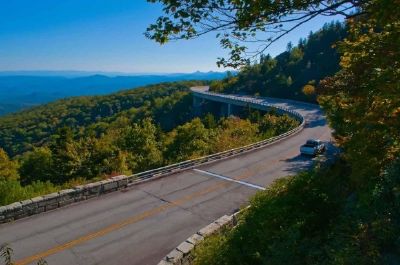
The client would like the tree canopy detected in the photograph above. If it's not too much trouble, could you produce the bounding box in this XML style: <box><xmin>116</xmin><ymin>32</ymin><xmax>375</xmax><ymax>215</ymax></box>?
<box><xmin>0</xmin><ymin>81</ymin><xmax>197</xmax><ymax>157</ymax></box>
<box><xmin>0</xmin><ymin>79</ymin><xmax>299</xmax><ymax>206</ymax></box>
<box><xmin>146</xmin><ymin>0</ymin><xmax>363</xmax><ymax>67</ymax></box>
<box><xmin>209</xmin><ymin>22</ymin><xmax>346</xmax><ymax>102</ymax></box>
<box><xmin>318</xmin><ymin>0</ymin><xmax>400</xmax><ymax>185</ymax></box>
<box><xmin>147</xmin><ymin>0</ymin><xmax>400</xmax><ymax>264</ymax></box>
<box><xmin>0</xmin><ymin>148</ymin><xmax>18</xmax><ymax>182</ymax></box>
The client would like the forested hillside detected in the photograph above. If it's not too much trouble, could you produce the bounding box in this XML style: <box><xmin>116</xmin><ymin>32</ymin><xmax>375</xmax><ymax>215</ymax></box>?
<box><xmin>0</xmin><ymin>82</ymin><xmax>196</xmax><ymax>157</ymax></box>
<box><xmin>210</xmin><ymin>22</ymin><xmax>346</xmax><ymax>102</ymax></box>
<box><xmin>152</xmin><ymin>1</ymin><xmax>399</xmax><ymax>264</ymax></box>
<box><xmin>0</xmin><ymin>81</ymin><xmax>299</xmax><ymax>205</ymax></box>
<box><xmin>0</xmin><ymin>71</ymin><xmax>228</xmax><ymax>116</ymax></box>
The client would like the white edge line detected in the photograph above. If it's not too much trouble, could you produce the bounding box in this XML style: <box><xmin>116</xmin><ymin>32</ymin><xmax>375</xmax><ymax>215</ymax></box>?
<box><xmin>193</xmin><ymin>169</ymin><xmax>266</xmax><ymax>191</ymax></box>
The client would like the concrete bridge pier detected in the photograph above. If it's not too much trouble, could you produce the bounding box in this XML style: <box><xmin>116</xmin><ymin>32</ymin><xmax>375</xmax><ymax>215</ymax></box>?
<box><xmin>193</xmin><ymin>96</ymin><xmax>204</xmax><ymax>116</ymax></box>
<box><xmin>220</xmin><ymin>103</ymin><xmax>233</xmax><ymax>117</ymax></box>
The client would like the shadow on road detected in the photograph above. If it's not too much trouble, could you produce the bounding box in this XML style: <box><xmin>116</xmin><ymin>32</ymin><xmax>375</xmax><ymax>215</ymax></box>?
<box><xmin>282</xmin><ymin>142</ymin><xmax>341</xmax><ymax>175</ymax></box>
<box><xmin>281</xmin><ymin>153</ymin><xmax>313</xmax><ymax>174</ymax></box>
<box><xmin>304</xmin><ymin>115</ymin><xmax>326</xmax><ymax>129</ymax></box>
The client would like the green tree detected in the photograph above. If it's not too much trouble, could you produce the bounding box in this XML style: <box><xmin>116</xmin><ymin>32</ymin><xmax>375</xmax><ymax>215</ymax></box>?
<box><xmin>213</xmin><ymin>117</ymin><xmax>259</xmax><ymax>152</ymax></box>
<box><xmin>258</xmin><ymin>113</ymin><xmax>299</xmax><ymax>137</ymax></box>
<box><xmin>202</xmin><ymin>113</ymin><xmax>218</xmax><ymax>129</ymax></box>
<box><xmin>319</xmin><ymin>1</ymin><xmax>400</xmax><ymax>185</ymax></box>
<box><xmin>119</xmin><ymin>118</ymin><xmax>163</xmax><ymax>172</ymax></box>
<box><xmin>0</xmin><ymin>180</ymin><xmax>56</xmax><ymax>206</ymax></box>
<box><xmin>50</xmin><ymin>127</ymin><xmax>81</xmax><ymax>184</ymax></box>
<box><xmin>73</xmin><ymin>136</ymin><xmax>130</xmax><ymax>180</ymax></box>
<box><xmin>209</xmin><ymin>22</ymin><xmax>346</xmax><ymax>102</ymax></box>
<box><xmin>0</xmin><ymin>148</ymin><xmax>18</xmax><ymax>182</ymax></box>
<box><xmin>0</xmin><ymin>82</ymin><xmax>197</xmax><ymax>157</ymax></box>
<box><xmin>146</xmin><ymin>0</ymin><xmax>361</xmax><ymax>67</ymax></box>
<box><xmin>19</xmin><ymin>147</ymin><xmax>53</xmax><ymax>184</ymax></box>
<box><xmin>166</xmin><ymin>118</ymin><xmax>211</xmax><ymax>162</ymax></box>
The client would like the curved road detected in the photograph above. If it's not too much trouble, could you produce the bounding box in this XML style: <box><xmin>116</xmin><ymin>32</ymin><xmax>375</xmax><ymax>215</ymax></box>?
<box><xmin>0</xmin><ymin>93</ymin><xmax>331</xmax><ymax>265</ymax></box>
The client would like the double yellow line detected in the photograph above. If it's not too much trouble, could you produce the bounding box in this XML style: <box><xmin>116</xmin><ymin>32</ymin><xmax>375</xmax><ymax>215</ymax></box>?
<box><xmin>15</xmin><ymin>172</ymin><xmax>254</xmax><ymax>265</ymax></box>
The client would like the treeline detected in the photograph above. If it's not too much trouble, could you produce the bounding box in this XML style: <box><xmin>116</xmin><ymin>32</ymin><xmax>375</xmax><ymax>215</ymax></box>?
<box><xmin>0</xmin><ymin>81</ymin><xmax>199</xmax><ymax>157</ymax></box>
<box><xmin>210</xmin><ymin>22</ymin><xmax>346</xmax><ymax>102</ymax></box>
<box><xmin>0</xmin><ymin>114</ymin><xmax>298</xmax><ymax>205</ymax></box>
<box><xmin>192</xmin><ymin>2</ymin><xmax>400</xmax><ymax>264</ymax></box>
<box><xmin>0</xmin><ymin>80</ymin><xmax>299</xmax><ymax>206</ymax></box>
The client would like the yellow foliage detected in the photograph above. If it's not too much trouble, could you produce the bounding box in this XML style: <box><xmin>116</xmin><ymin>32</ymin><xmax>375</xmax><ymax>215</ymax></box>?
<box><xmin>302</xmin><ymin>84</ymin><xmax>315</xmax><ymax>96</ymax></box>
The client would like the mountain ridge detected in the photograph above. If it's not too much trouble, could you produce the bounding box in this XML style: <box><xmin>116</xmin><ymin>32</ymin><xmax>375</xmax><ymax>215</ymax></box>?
<box><xmin>0</xmin><ymin>71</ymin><xmax>230</xmax><ymax>115</ymax></box>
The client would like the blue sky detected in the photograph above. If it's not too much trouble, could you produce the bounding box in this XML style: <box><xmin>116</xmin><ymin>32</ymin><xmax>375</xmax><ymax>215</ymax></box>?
<box><xmin>0</xmin><ymin>0</ymin><xmax>344</xmax><ymax>73</ymax></box>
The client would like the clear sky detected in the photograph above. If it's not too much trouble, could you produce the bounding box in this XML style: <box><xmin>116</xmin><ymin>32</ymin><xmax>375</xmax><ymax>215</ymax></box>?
<box><xmin>0</xmin><ymin>0</ymin><xmax>344</xmax><ymax>73</ymax></box>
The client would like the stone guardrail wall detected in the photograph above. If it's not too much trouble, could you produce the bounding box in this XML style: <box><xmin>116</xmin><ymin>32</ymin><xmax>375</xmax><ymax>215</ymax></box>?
<box><xmin>0</xmin><ymin>89</ymin><xmax>305</xmax><ymax>224</ymax></box>
<box><xmin>158</xmin><ymin>148</ymin><xmax>339</xmax><ymax>265</ymax></box>
<box><xmin>157</xmin><ymin>212</ymin><xmax>241</xmax><ymax>265</ymax></box>
<box><xmin>0</xmin><ymin>175</ymin><xmax>129</xmax><ymax>224</ymax></box>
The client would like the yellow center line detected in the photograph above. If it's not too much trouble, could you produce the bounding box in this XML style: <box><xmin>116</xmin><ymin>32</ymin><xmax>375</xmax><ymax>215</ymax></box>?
<box><xmin>15</xmin><ymin>172</ymin><xmax>252</xmax><ymax>265</ymax></box>
<box><xmin>16</xmin><ymin>134</ymin><xmax>326</xmax><ymax>265</ymax></box>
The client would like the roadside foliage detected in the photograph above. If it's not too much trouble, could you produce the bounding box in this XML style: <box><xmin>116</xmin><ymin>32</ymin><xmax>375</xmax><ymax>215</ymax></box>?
<box><xmin>0</xmin><ymin>81</ymin><xmax>299</xmax><ymax>206</ymax></box>
<box><xmin>149</xmin><ymin>0</ymin><xmax>400</xmax><ymax>264</ymax></box>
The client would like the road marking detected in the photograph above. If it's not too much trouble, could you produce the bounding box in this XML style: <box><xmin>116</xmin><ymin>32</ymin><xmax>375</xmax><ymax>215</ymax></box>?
<box><xmin>193</xmin><ymin>169</ymin><xmax>265</xmax><ymax>190</ymax></box>
<box><xmin>14</xmin><ymin>172</ymin><xmax>253</xmax><ymax>265</ymax></box>
<box><xmin>14</xmin><ymin>130</ymin><xmax>325</xmax><ymax>264</ymax></box>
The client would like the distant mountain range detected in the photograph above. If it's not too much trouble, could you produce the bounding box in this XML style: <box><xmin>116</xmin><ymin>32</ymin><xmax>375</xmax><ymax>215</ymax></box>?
<box><xmin>0</xmin><ymin>71</ymin><xmax>229</xmax><ymax>116</ymax></box>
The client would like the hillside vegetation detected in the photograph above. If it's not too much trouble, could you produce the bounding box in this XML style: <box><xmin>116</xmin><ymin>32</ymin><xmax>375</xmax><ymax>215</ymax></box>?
<box><xmin>0</xmin><ymin>71</ymin><xmax>228</xmax><ymax>116</ymax></box>
<box><xmin>0</xmin><ymin>81</ymin><xmax>299</xmax><ymax>206</ymax></box>
<box><xmin>191</xmin><ymin>1</ymin><xmax>400</xmax><ymax>264</ymax></box>
<box><xmin>0</xmin><ymin>22</ymin><xmax>348</xmax><ymax>207</ymax></box>
<box><xmin>210</xmin><ymin>22</ymin><xmax>346</xmax><ymax>102</ymax></box>
<box><xmin>0</xmin><ymin>82</ymin><xmax>195</xmax><ymax>157</ymax></box>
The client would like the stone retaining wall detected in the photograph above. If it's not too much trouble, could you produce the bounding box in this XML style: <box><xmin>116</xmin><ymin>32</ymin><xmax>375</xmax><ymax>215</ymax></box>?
<box><xmin>0</xmin><ymin>90</ymin><xmax>306</xmax><ymax>225</ymax></box>
<box><xmin>0</xmin><ymin>175</ymin><xmax>128</xmax><ymax>224</ymax></box>
<box><xmin>157</xmin><ymin>212</ymin><xmax>241</xmax><ymax>265</ymax></box>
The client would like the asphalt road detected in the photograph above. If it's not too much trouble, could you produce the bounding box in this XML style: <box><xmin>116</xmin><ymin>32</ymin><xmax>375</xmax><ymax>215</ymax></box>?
<box><xmin>0</xmin><ymin>96</ymin><xmax>331</xmax><ymax>265</ymax></box>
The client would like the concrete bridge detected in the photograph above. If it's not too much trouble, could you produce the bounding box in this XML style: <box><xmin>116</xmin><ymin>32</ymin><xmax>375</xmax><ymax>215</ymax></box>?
<box><xmin>0</xmin><ymin>88</ymin><xmax>331</xmax><ymax>265</ymax></box>
<box><xmin>191</xmin><ymin>86</ymin><xmax>304</xmax><ymax>120</ymax></box>
<box><xmin>192</xmin><ymin>86</ymin><xmax>279</xmax><ymax>117</ymax></box>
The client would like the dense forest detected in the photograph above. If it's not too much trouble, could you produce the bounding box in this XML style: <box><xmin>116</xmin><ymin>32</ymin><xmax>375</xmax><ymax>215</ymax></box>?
<box><xmin>0</xmin><ymin>81</ymin><xmax>197</xmax><ymax>157</ymax></box>
<box><xmin>0</xmin><ymin>81</ymin><xmax>298</xmax><ymax>206</ymax></box>
<box><xmin>0</xmin><ymin>71</ymin><xmax>229</xmax><ymax>116</ymax></box>
<box><xmin>2</xmin><ymin>0</ymin><xmax>398</xmax><ymax>261</ymax></box>
<box><xmin>210</xmin><ymin>22</ymin><xmax>346</xmax><ymax>102</ymax></box>
<box><xmin>148</xmin><ymin>1</ymin><xmax>399</xmax><ymax>264</ymax></box>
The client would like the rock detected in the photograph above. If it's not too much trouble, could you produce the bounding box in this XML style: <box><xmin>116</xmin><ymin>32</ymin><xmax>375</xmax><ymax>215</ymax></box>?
<box><xmin>186</xmin><ymin>233</ymin><xmax>204</xmax><ymax>245</ymax></box>
<box><xmin>176</xmin><ymin>241</ymin><xmax>194</xmax><ymax>256</ymax></box>
<box><xmin>165</xmin><ymin>249</ymin><xmax>184</xmax><ymax>264</ymax></box>
<box><xmin>197</xmin><ymin>222</ymin><xmax>220</xmax><ymax>237</ymax></box>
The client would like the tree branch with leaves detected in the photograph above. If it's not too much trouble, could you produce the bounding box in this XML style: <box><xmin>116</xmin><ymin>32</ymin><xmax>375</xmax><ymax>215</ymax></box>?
<box><xmin>146</xmin><ymin>0</ymin><xmax>366</xmax><ymax>68</ymax></box>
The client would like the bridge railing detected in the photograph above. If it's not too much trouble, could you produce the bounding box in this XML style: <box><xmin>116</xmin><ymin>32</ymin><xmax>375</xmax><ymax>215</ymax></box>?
<box><xmin>0</xmin><ymin>89</ymin><xmax>305</xmax><ymax>223</ymax></box>
<box><xmin>127</xmin><ymin>122</ymin><xmax>303</xmax><ymax>185</ymax></box>
<box><xmin>126</xmin><ymin>89</ymin><xmax>305</xmax><ymax>185</ymax></box>
<box><xmin>191</xmin><ymin>89</ymin><xmax>304</xmax><ymax>120</ymax></box>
